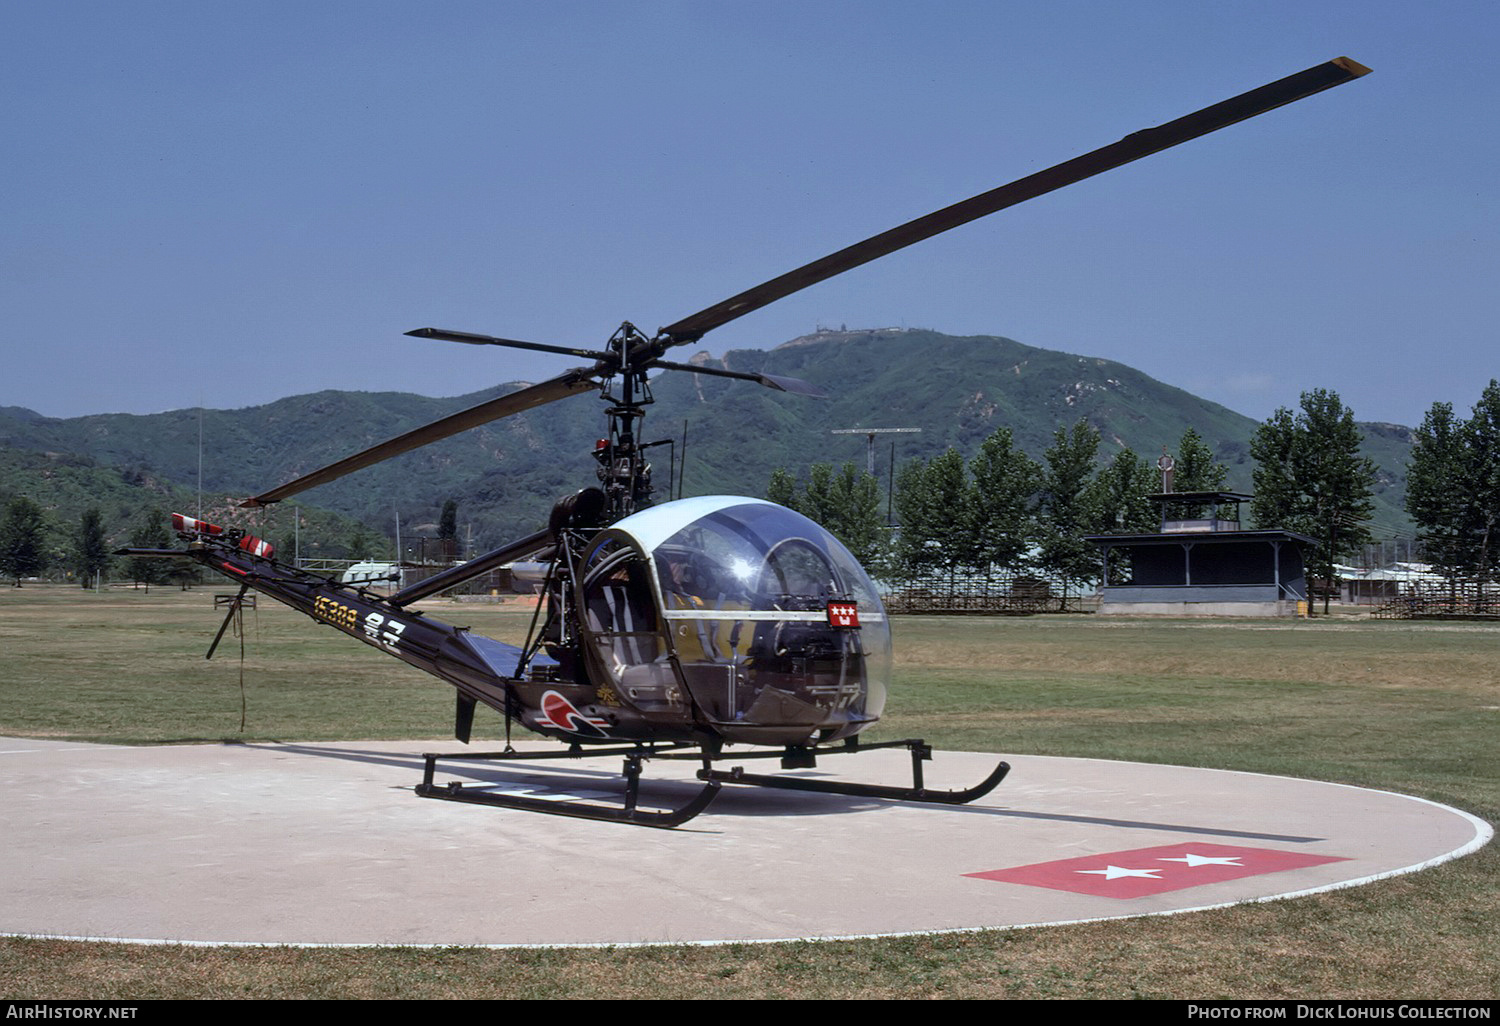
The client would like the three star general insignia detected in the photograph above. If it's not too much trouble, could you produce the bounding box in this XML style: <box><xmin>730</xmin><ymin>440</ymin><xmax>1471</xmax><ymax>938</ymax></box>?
<box><xmin>964</xmin><ymin>843</ymin><xmax>1350</xmax><ymax>898</ymax></box>
<box><xmin>826</xmin><ymin>601</ymin><xmax>860</xmax><ymax>628</ymax></box>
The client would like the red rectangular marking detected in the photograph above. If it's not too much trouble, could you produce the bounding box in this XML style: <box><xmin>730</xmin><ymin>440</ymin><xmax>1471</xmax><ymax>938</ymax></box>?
<box><xmin>826</xmin><ymin>601</ymin><xmax>860</xmax><ymax>628</ymax></box>
<box><xmin>965</xmin><ymin>842</ymin><xmax>1350</xmax><ymax>898</ymax></box>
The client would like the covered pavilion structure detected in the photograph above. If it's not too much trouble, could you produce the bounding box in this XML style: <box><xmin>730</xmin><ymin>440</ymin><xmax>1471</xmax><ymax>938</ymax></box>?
<box><xmin>1087</xmin><ymin>491</ymin><xmax>1313</xmax><ymax>617</ymax></box>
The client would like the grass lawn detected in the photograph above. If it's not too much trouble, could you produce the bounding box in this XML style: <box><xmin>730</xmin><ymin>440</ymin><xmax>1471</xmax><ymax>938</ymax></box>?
<box><xmin>0</xmin><ymin>584</ymin><xmax>1495</xmax><ymax>999</ymax></box>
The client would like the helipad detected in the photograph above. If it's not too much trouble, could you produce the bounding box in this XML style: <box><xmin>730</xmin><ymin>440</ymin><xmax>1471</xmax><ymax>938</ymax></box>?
<box><xmin>0</xmin><ymin>737</ymin><xmax>1487</xmax><ymax>947</ymax></box>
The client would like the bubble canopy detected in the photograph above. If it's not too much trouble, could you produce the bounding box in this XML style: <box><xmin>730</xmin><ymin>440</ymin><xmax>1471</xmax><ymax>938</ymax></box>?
<box><xmin>583</xmin><ymin>497</ymin><xmax>890</xmax><ymax>745</ymax></box>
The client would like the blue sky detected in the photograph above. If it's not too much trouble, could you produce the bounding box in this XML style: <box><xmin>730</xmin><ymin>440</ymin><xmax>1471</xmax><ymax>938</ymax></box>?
<box><xmin>3</xmin><ymin>1</ymin><xmax>1494</xmax><ymax>429</ymax></box>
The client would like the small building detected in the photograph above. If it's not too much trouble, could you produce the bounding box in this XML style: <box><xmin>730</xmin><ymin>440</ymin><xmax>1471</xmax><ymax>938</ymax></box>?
<box><xmin>341</xmin><ymin>561</ymin><xmax>406</xmax><ymax>589</ymax></box>
<box><xmin>1336</xmin><ymin>562</ymin><xmax>1441</xmax><ymax>605</ymax></box>
<box><xmin>1086</xmin><ymin>491</ymin><xmax>1314</xmax><ymax>617</ymax></box>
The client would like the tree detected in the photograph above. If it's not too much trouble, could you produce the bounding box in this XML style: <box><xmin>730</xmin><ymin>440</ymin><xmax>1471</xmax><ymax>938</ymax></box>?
<box><xmin>1170</xmin><ymin>427</ymin><xmax>1230</xmax><ymax>519</ymax></box>
<box><xmin>1173</xmin><ymin>427</ymin><xmax>1229</xmax><ymax>494</ymax></box>
<box><xmin>1462</xmin><ymin>380</ymin><xmax>1500</xmax><ymax>587</ymax></box>
<box><xmin>765</xmin><ymin>467</ymin><xmax>798</xmax><ymax>510</ymax></box>
<box><xmin>798</xmin><ymin>463</ymin><xmax>838</xmax><ymax>530</ymax></box>
<box><xmin>1083</xmin><ymin>448</ymin><xmax>1157</xmax><ymax>586</ymax></box>
<box><xmin>1406</xmin><ymin>402</ymin><xmax>1471</xmax><ymax>580</ymax></box>
<box><xmin>73</xmin><ymin>507</ymin><xmax>112</xmax><ymax>587</ymax></box>
<box><xmin>892</xmin><ymin>449</ymin><xmax>970</xmax><ymax>579</ymax></box>
<box><xmin>891</xmin><ymin>459</ymin><xmax>933</xmax><ymax>579</ymax></box>
<box><xmin>347</xmin><ymin>522</ymin><xmax>377</xmax><ymax>561</ymax></box>
<box><xmin>166</xmin><ymin>552</ymin><xmax>202</xmax><ymax>590</ymax></box>
<box><xmin>964</xmin><ymin>427</ymin><xmax>1041</xmax><ymax>573</ymax></box>
<box><xmin>439</xmin><ymin>499</ymin><xmax>459</xmax><ymax>560</ymax></box>
<box><xmin>0</xmin><ymin>496</ymin><xmax>50</xmax><ymax>586</ymax></box>
<box><xmin>1410</xmin><ymin>381</ymin><xmax>1500</xmax><ymax>590</ymax></box>
<box><xmin>125</xmin><ymin>508</ymin><xmax>172</xmax><ymax>592</ymax></box>
<box><xmin>770</xmin><ymin>463</ymin><xmax>884</xmax><ymax>567</ymax></box>
<box><xmin>824</xmin><ymin>462</ymin><xmax>885</xmax><ymax>567</ymax></box>
<box><xmin>1249</xmin><ymin>406</ymin><xmax>1300</xmax><ymax>530</ymax></box>
<box><xmin>1035</xmin><ymin>421</ymin><xmax>1103</xmax><ymax>600</ymax></box>
<box><xmin>1250</xmin><ymin>389</ymin><xmax>1376</xmax><ymax>612</ymax></box>
<box><xmin>1087</xmin><ymin>447</ymin><xmax>1156</xmax><ymax>534</ymax></box>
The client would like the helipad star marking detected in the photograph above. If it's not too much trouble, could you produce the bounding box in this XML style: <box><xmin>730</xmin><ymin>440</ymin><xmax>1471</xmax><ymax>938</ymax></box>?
<box><xmin>1158</xmin><ymin>853</ymin><xmax>1244</xmax><ymax>867</ymax></box>
<box><xmin>964</xmin><ymin>843</ymin><xmax>1353</xmax><ymax>898</ymax></box>
<box><xmin>1075</xmin><ymin>865</ymin><xmax>1162</xmax><ymax>880</ymax></box>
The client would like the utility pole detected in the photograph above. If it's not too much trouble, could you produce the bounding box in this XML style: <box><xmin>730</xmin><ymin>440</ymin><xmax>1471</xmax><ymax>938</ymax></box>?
<box><xmin>833</xmin><ymin>427</ymin><xmax>923</xmax><ymax>526</ymax></box>
<box><xmin>831</xmin><ymin>427</ymin><xmax>922</xmax><ymax>475</ymax></box>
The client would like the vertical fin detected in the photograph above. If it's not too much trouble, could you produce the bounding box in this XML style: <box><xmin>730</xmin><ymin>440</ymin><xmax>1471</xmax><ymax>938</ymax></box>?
<box><xmin>455</xmin><ymin>694</ymin><xmax>477</xmax><ymax>744</ymax></box>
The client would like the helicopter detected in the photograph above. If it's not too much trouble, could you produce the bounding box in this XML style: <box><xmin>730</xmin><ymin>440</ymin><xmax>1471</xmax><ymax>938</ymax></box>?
<box><xmin>122</xmin><ymin>58</ymin><xmax>1369</xmax><ymax>827</ymax></box>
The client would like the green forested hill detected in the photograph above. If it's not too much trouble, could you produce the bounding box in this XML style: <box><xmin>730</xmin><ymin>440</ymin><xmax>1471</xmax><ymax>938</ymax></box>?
<box><xmin>0</xmin><ymin>447</ymin><xmax>186</xmax><ymax>553</ymax></box>
<box><xmin>0</xmin><ymin>446</ymin><xmax>379</xmax><ymax>569</ymax></box>
<box><xmin>0</xmin><ymin>329</ymin><xmax>1415</xmax><ymax>552</ymax></box>
<box><xmin>670</xmin><ymin>329</ymin><xmax>1261</xmax><ymax>486</ymax></box>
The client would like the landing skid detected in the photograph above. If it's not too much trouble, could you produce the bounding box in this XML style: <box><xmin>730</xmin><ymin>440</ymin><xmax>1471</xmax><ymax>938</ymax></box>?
<box><xmin>697</xmin><ymin>738</ymin><xmax>1012</xmax><ymax>805</ymax></box>
<box><xmin>415</xmin><ymin>745</ymin><xmax>719</xmax><ymax>829</ymax></box>
<box><xmin>413</xmin><ymin>738</ymin><xmax>1009</xmax><ymax>827</ymax></box>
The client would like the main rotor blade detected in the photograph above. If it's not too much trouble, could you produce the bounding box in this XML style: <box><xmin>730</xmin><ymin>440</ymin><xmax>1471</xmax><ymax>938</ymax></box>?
<box><xmin>650</xmin><ymin>359</ymin><xmax>827</xmax><ymax>398</ymax></box>
<box><xmin>659</xmin><ymin>57</ymin><xmax>1370</xmax><ymax>345</ymax></box>
<box><xmin>387</xmin><ymin>528</ymin><xmax>554</xmax><ymax>607</ymax></box>
<box><xmin>242</xmin><ymin>370</ymin><xmax>599</xmax><ymax>506</ymax></box>
<box><xmin>406</xmin><ymin>327</ymin><xmax>614</xmax><ymax>363</ymax></box>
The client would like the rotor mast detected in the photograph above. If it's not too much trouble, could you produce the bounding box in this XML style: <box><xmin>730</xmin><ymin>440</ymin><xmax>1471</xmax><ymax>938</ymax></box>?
<box><xmin>596</xmin><ymin>322</ymin><xmax>659</xmax><ymax>520</ymax></box>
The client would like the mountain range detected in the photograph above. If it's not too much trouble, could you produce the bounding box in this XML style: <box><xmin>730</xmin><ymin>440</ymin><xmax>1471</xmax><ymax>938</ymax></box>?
<box><xmin>0</xmin><ymin>328</ymin><xmax>1415</xmax><ymax>558</ymax></box>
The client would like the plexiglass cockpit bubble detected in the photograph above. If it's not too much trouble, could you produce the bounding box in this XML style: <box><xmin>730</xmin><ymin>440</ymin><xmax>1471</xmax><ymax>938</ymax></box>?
<box><xmin>581</xmin><ymin>496</ymin><xmax>890</xmax><ymax>745</ymax></box>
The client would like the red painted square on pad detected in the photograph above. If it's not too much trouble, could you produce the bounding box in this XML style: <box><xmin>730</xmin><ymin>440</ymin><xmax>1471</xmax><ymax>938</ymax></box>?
<box><xmin>965</xmin><ymin>842</ymin><xmax>1350</xmax><ymax>898</ymax></box>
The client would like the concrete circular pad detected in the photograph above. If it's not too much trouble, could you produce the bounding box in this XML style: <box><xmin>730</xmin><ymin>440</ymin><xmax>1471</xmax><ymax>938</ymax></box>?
<box><xmin>0</xmin><ymin>736</ymin><xmax>1488</xmax><ymax>947</ymax></box>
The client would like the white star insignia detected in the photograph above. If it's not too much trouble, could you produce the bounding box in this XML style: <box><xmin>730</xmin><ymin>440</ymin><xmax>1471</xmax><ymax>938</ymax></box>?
<box><xmin>1075</xmin><ymin>865</ymin><xmax>1162</xmax><ymax>880</ymax></box>
<box><xmin>1157</xmin><ymin>854</ymin><xmax>1244</xmax><ymax>867</ymax></box>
